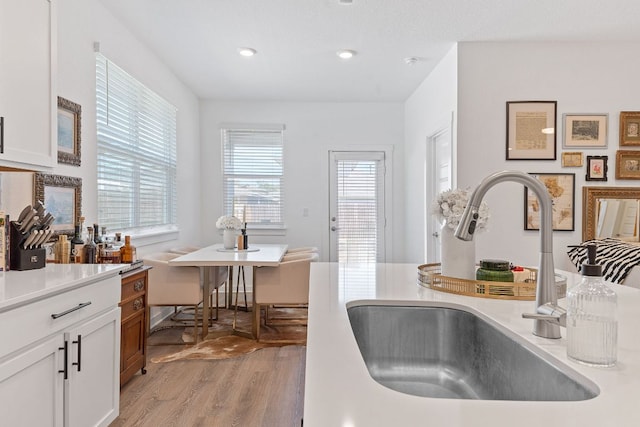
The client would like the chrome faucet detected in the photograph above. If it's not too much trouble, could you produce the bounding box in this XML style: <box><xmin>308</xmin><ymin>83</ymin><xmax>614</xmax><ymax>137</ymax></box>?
<box><xmin>454</xmin><ymin>170</ymin><xmax>565</xmax><ymax>339</ymax></box>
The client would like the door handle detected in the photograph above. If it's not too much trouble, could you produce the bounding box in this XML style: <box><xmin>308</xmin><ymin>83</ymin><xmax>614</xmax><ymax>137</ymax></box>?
<box><xmin>432</xmin><ymin>231</ymin><xmax>440</xmax><ymax>238</ymax></box>
<box><xmin>72</xmin><ymin>335</ymin><xmax>82</xmax><ymax>372</ymax></box>
<box><xmin>331</xmin><ymin>226</ymin><xmax>340</xmax><ymax>232</ymax></box>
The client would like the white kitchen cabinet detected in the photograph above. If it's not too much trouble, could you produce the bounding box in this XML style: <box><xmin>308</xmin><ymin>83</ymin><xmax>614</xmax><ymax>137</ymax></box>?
<box><xmin>66</xmin><ymin>308</ymin><xmax>120</xmax><ymax>427</ymax></box>
<box><xmin>0</xmin><ymin>271</ymin><xmax>121</xmax><ymax>427</ymax></box>
<box><xmin>0</xmin><ymin>334</ymin><xmax>64</xmax><ymax>427</ymax></box>
<box><xmin>0</xmin><ymin>0</ymin><xmax>56</xmax><ymax>170</ymax></box>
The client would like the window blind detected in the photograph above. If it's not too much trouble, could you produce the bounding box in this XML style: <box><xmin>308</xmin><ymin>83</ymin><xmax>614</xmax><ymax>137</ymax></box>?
<box><xmin>221</xmin><ymin>126</ymin><xmax>284</xmax><ymax>228</ymax></box>
<box><xmin>335</xmin><ymin>155</ymin><xmax>383</xmax><ymax>263</ymax></box>
<box><xmin>96</xmin><ymin>54</ymin><xmax>177</xmax><ymax>232</ymax></box>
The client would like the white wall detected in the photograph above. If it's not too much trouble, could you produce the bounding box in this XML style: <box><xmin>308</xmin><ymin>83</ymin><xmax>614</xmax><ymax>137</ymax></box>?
<box><xmin>1</xmin><ymin>0</ymin><xmax>201</xmax><ymax>256</ymax></box>
<box><xmin>456</xmin><ymin>41</ymin><xmax>640</xmax><ymax>270</ymax></box>
<box><xmin>403</xmin><ymin>45</ymin><xmax>458</xmax><ymax>264</ymax></box>
<box><xmin>199</xmin><ymin>101</ymin><xmax>405</xmax><ymax>262</ymax></box>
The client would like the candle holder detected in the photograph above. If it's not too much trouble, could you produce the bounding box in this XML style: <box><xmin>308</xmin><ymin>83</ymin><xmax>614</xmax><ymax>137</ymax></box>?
<box><xmin>242</xmin><ymin>223</ymin><xmax>248</xmax><ymax>249</ymax></box>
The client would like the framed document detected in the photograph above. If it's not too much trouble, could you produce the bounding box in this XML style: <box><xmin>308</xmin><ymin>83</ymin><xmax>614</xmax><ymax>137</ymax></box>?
<box><xmin>506</xmin><ymin>101</ymin><xmax>557</xmax><ymax>160</ymax></box>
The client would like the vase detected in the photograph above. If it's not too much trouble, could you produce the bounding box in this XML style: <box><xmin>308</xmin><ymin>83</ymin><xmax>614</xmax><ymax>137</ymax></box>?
<box><xmin>440</xmin><ymin>223</ymin><xmax>476</xmax><ymax>280</ymax></box>
<box><xmin>223</xmin><ymin>229</ymin><xmax>237</xmax><ymax>249</ymax></box>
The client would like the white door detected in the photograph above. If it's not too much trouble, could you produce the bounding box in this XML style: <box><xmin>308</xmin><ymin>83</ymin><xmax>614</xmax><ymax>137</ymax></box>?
<box><xmin>329</xmin><ymin>151</ymin><xmax>386</xmax><ymax>263</ymax></box>
<box><xmin>426</xmin><ymin>127</ymin><xmax>453</xmax><ymax>263</ymax></box>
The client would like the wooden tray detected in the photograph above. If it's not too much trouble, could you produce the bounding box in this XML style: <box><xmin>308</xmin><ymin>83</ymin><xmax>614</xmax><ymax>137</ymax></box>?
<box><xmin>417</xmin><ymin>263</ymin><xmax>567</xmax><ymax>301</ymax></box>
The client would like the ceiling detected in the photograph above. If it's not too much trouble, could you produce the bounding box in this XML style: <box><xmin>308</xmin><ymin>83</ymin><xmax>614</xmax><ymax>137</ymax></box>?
<box><xmin>99</xmin><ymin>0</ymin><xmax>640</xmax><ymax>102</ymax></box>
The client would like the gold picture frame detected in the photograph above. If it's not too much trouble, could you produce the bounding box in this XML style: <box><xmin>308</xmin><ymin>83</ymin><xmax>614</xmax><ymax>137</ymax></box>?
<box><xmin>615</xmin><ymin>150</ymin><xmax>640</xmax><ymax>179</ymax></box>
<box><xmin>506</xmin><ymin>101</ymin><xmax>557</xmax><ymax>160</ymax></box>
<box><xmin>34</xmin><ymin>173</ymin><xmax>82</xmax><ymax>238</ymax></box>
<box><xmin>561</xmin><ymin>151</ymin><xmax>583</xmax><ymax>167</ymax></box>
<box><xmin>524</xmin><ymin>173</ymin><xmax>575</xmax><ymax>231</ymax></box>
<box><xmin>619</xmin><ymin>111</ymin><xmax>640</xmax><ymax>147</ymax></box>
<box><xmin>57</xmin><ymin>96</ymin><xmax>81</xmax><ymax>166</ymax></box>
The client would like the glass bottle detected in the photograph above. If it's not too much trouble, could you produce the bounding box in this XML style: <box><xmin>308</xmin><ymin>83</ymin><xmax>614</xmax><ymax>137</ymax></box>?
<box><xmin>70</xmin><ymin>223</ymin><xmax>84</xmax><ymax>263</ymax></box>
<box><xmin>83</xmin><ymin>227</ymin><xmax>97</xmax><ymax>264</ymax></box>
<box><xmin>93</xmin><ymin>223</ymin><xmax>102</xmax><ymax>244</ymax></box>
<box><xmin>120</xmin><ymin>235</ymin><xmax>137</xmax><ymax>263</ymax></box>
<box><xmin>566</xmin><ymin>244</ymin><xmax>617</xmax><ymax>367</ymax></box>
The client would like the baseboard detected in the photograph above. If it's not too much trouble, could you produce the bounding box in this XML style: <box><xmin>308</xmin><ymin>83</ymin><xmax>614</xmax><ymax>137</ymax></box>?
<box><xmin>149</xmin><ymin>306</ymin><xmax>176</xmax><ymax>330</ymax></box>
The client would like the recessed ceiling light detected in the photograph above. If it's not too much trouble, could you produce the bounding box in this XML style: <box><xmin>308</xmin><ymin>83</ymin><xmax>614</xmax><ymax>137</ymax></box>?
<box><xmin>238</xmin><ymin>47</ymin><xmax>257</xmax><ymax>57</ymax></box>
<box><xmin>336</xmin><ymin>49</ymin><xmax>356</xmax><ymax>60</ymax></box>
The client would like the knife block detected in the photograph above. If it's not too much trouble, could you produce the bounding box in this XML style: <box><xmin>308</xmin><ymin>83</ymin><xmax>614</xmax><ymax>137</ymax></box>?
<box><xmin>9</xmin><ymin>221</ymin><xmax>46</xmax><ymax>271</ymax></box>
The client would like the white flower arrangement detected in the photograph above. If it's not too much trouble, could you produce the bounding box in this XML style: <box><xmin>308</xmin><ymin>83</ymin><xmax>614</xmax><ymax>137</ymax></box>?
<box><xmin>216</xmin><ymin>215</ymin><xmax>243</xmax><ymax>230</ymax></box>
<box><xmin>432</xmin><ymin>188</ymin><xmax>490</xmax><ymax>231</ymax></box>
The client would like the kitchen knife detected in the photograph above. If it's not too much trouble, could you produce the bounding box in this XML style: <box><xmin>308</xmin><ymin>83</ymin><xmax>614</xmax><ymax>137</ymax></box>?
<box><xmin>21</xmin><ymin>215</ymin><xmax>39</xmax><ymax>235</ymax></box>
<box><xmin>18</xmin><ymin>209</ymin><xmax>36</xmax><ymax>232</ymax></box>
<box><xmin>17</xmin><ymin>205</ymin><xmax>32</xmax><ymax>223</ymax></box>
<box><xmin>32</xmin><ymin>230</ymin><xmax>50</xmax><ymax>249</ymax></box>
<box><xmin>33</xmin><ymin>200</ymin><xmax>46</xmax><ymax>217</ymax></box>
<box><xmin>22</xmin><ymin>230</ymin><xmax>39</xmax><ymax>249</ymax></box>
<box><xmin>40</xmin><ymin>213</ymin><xmax>55</xmax><ymax>230</ymax></box>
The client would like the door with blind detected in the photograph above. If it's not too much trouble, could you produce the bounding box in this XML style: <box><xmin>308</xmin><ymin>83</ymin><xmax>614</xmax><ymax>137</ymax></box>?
<box><xmin>329</xmin><ymin>151</ymin><xmax>386</xmax><ymax>263</ymax></box>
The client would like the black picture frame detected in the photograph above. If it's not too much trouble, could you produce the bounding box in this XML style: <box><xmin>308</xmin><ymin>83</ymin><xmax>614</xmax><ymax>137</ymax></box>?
<box><xmin>586</xmin><ymin>155</ymin><xmax>608</xmax><ymax>181</ymax></box>
<box><xmin>506</xmin><ymin>101</ymin><xmax>557</xmax><ymax>160</ymax></box>
<box><xmin>524</xmin><ymin>172</ymin><xmax>575</xmax><ymax>231</ymax></box>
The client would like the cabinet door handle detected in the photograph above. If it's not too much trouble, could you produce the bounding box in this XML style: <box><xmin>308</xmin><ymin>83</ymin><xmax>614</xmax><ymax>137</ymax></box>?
<box><xmin>133</xmin><ymin>297</ymin><xmax>143</xmax><ymax>311</ymax></box>
<box><xmin>51</xmin><ymin>301</ymin><xmax>92</xmax><ymax>319</ymax></box>
<box><xmin>58</xmin><ymin>340</ymin><xmax>68</xmax><ymax>379</ymax></box>
<box><xmin>133</xmin><ymin>280</ymin><xmax>144</xmax><ymax>292</ymax></box>
<box><xmin>72</xmin><ymin>335</ymin><xmax>82</xmax><ymax>372</ymax></box>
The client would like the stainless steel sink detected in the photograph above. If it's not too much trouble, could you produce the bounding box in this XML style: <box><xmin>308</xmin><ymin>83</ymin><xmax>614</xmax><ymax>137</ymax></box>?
<box><xmin>347</xmin><ymin>303</ymin><xmax>599</xmax><ymax>401</ymax></box>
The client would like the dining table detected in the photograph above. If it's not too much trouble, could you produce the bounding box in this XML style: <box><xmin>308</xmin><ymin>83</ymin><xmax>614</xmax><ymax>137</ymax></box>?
<box><xmin>168</xmin><ymin>243</ymin><xmax>288</xmax><ymax>339</ymax></box>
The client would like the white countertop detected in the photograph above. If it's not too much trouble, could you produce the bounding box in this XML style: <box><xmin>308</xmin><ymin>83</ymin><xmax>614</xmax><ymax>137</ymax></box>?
<box><xmin>304</xmin><ymin>263</ymin><xmax>640</xmax><ymax>427</ymax></box>
<box><xmin>0</xmin><ymin>263</ymin><xmax>125</xmax><ymax>313</ymax></box>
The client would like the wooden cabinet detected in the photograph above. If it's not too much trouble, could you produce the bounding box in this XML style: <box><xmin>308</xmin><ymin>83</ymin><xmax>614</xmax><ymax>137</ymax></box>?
<box><xmin>119</xmin><ymin>266</ymin><xmax>150</xmax><ymax>387</ymax></box>
<box><xmin>0</xmin><ymin>273</ymin><xmax>121</xmax><ymax>427</ymax></box>
<box><xmin>0</xmin><ymin>0</ymin><xmax>56</xmax><ymax>170</ymax></box>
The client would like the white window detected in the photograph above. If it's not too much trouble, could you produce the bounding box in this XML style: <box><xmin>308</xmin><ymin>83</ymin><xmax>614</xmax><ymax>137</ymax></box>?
<box><xmin>221</xmin><ymin>124</ymin><xmax>284</xmax><ymax>229</ymax></box>
<box><xmin>96</xmin><ymin>54</ymin><xmax>177</xmax><ymax>233</ymax></box>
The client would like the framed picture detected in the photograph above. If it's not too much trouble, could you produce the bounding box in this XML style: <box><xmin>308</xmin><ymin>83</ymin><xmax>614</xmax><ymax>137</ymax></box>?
<box><xmin>615</xmin><ymin>150</ymin><xmax>640</xmax><ymax>179</ymax></box>
<box><xmin>562</xmin><ymin>113</ymin><xmax>608</xmax><ymax>148</ymax></box>
<box><xmin>506</xmin><ymin>101</ymin><xmax>557</xmax><ymax>160</ymax></box>
<box><xmin>620</xmin><ymin>112</ymin><xmax>640</xmax><ymax>146</ymax></box>
<box><xmin>586</xmin><ymin>155</ymin><xmax>608</xmax><ymax>181</ymax></box>
<box><xmin>34</xmin><ymin>173</ymin><xmax>82</xmax><ymax>238</ymax></box>
<box><xmin>561</xmin><ymin>151</ymin><xmax>583</xmax><ymax>167</ymax></box>
<box><xmin>57</xmin><ymin>96</ymin><xmax>81</xmax><ymax>166</ymax></box>
<box><xmin>524</xmin><ymin>173</ymin><xmax>575</xmax><ymax>231</ymax></box>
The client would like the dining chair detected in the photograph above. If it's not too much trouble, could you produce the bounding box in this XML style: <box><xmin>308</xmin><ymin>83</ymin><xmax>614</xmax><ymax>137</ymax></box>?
<box><xmin>253</xmin><ymin>252</ymin><xmax>319</xmax><ymax>340</ymax></box>
<box><xmin>285</xmin><ymin>246</ymin><xmax>318</xmax><ymax>254</ymax></box>
<box><xmin>168</xmin><ymin>245</ymin><xmax>202</xmax><ymax>255</ymax></box>
<box><xmin>143</xmin><ymin>252</ymin><xmax>228</xmax><ymax>343</ymax></box>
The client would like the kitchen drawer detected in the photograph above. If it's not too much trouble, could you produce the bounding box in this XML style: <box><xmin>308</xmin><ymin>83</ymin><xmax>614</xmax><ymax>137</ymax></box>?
<box><xmin>121</xmin><ymin>271</ymin><xmax>147</xmax><ymax>301</ymax></box>
<box><xmin>120</xmin><ymin>294</ymin><xmax>146</xmax><ymax>321</ymax></box>
<box><xmin>0</xmin><ymin>275</ymin><xmax>120</xmax><ymax>360</ymax></box>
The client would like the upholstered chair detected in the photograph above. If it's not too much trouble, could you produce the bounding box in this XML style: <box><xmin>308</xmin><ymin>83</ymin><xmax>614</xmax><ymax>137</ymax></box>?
<box><xmin>143</xmin><ymin>252</ymin><xmax>228</xmax><ymax>342</ymax></box>
<box><xmin>253</xmin><ymin>252</ymin><xmax>319</xmax><ymax>340</ymax></box>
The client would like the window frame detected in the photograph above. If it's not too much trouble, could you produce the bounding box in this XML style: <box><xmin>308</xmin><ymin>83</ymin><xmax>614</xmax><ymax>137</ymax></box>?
<box><xmin>220</xmin><ymin>123</ymin><xmax>286</xmax><ymax>232</ymax></box>
<box><xmin>95</xmin><ymin>53</ymin><xmax>178</xmax><ymax>239</ymax></box>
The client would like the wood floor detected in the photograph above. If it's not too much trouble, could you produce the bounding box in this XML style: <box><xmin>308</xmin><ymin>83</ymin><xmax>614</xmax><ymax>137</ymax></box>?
<box><xmin>110</xmin><ymin>329</ymin><xmax>306</xmax><ymax>427</ymax></box>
